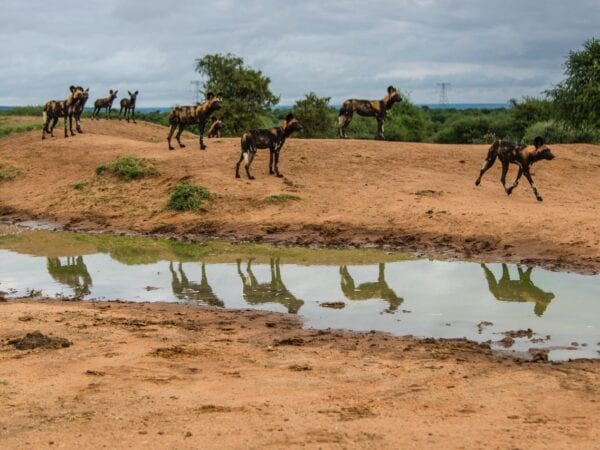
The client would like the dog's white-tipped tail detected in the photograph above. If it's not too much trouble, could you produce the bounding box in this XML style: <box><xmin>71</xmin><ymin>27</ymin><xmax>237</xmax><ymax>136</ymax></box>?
<box><xmin>42</xmin><ymin>110</ymin><xmax>47</xmax><ymax>125</ymax></box>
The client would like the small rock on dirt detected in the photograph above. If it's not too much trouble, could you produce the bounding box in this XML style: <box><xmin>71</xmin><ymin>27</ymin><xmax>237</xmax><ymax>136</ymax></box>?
<box><xmin>320</xmin><ymin>302</ymin><xmax>345</xmax><ymax>309</ymax></box>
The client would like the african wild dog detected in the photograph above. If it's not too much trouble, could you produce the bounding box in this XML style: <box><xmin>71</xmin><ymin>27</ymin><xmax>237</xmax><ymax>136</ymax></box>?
<box><xmin>481</xmin><ymin>264</ymin><xmax>555</xmax><ymax>316</ymax></box>
<box><xmin>207</xmin><ymin>117</ymin><xmax>223</xmax><ymax>138</ymax></box>
<box><xmin>475</xmin><ymin>136</ymin><xmax>555</xmax><ymax>201</ymax></box>
<box><xmin>167</xmin><ymin>92</ymin><xmax>222</xmax><ymax>150</ymax></box>
<box><xmin>236</xmin><ymin>113</ymin><xmax>303</xmax><ymax>180</ymax></box>
<box><xmin>236</xmin><ymin>258</ymin><xmax>304</xmax><ymax>314</ymax></box>
<box><xmin>119</xmin><ymin>90</ymin><xmax>139</xmax><ymax>123</ymax></box>
<box><xmin>73</xmin><ymin>87</ymin><xmax>89</xmax><ymax>133</ymax></box>
<box><xmin>42</xmin><ymin>86</ymin><xmax>86</xmax><ymax>139</ymax></box>
<box><xmin>91</xmin><ymin>89</ymin><xmax>118</xmax><ymax>119</ymax></box>
<box><xmin>338</xmin><ymin>85</ymin><xmax>403</xmax><ymax>139</ymax></box>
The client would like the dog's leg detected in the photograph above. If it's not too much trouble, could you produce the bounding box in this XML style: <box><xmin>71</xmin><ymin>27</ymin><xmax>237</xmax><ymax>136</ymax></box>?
<box><xmin>375</xmin><ymin>117</ymin><xmax>384</xmax><ymax>140</ymax></box>
<box><xmin>269</xmin><ymin>147</ymin><xmax>275</xmax><ymax>175</ymax></box>
<box><xmin>338</xmin><ymin>113</ymin><xmax>352</xmax><ymax>139</ymax></box>
<box><xmin>167</xmin><ymin>123</ymin><xmax>177</xmax><ymax>150</ymax></box>
<box><xmin>274</xmin><ymin>150</ymin><xmax>283</xmax><ymax>177</ymax></box>
<box><xmin>500</xmin><ymin>161</ymin><xmax>510</xmax><ymax>194</ymax></box>
<box><xmin>199</xmin><ymin>121</ymin><xmax>207</xmax><ymax>150</ymax></box>
<box><xmin>235</xmin><ymin>152</ymin><xmax>245</xmax><ymax>178</ymax></box>
<box><xmin>475</xmin><ymin>155</ymin><xmax>496</xmax><ymax>185</ymax></box>
<box><xmin>507</xmin><ymin>165</ymin><xmax>523</xmax><ymax>195</ymax></box>
<box><xmin>245</xmin><ymin>150</ymin><xmax>256</xmax><ymax>180</ymax></box>
<box><xmin>523</xmin><ymin>168</ymin><xmax>543</xmax><ymax>201</ymax></box>
<box><xmin>176</xmin><ymin>124</ymin><xmax>186</xmax><ymax>148</ymax></box>
<box><xmin>50</xmin><ymin>117</ymin><xmax>58</xmax><ymax>137</ymax></box>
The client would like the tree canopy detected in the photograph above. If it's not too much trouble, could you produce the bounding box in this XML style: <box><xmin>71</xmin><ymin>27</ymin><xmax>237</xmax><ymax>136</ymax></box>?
<box><xmin>195</xmin><ymin>53</ymin><xmax>280</xmax><ymax>135</ymax></box>
<box><xmin>548</xmin><ymin>38</ymin><xmax>600</xmax><ymax>130</ymax></box>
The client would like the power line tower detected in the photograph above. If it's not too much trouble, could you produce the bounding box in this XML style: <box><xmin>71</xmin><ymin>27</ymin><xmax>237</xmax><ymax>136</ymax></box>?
<box><xmin>190</xmin><ymin>80</ymin><xmax>202</xmax><ymax>104</ymax></box>
<box><xmin>437</xmin><ymin>82</ymin><xmax>450</xmax><ymax>105</ymax></box>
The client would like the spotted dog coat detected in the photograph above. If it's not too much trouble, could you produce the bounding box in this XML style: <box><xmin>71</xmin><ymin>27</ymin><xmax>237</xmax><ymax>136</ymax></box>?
<box><xmin>338</xmin><ymin>85</ymin><xmax>403</xmax><ymax>139</ymax></box>
<box><xmin>119</xmin><ymin>90</ymin><xmax>138</xmax><ymax>123</ymax></box>
<box><xmin>167</xmin><ymin>92</ymin><xmax>222</xmax><ymax>150</ymax></box>
<box><xmin>475</xmin><ymin>136</ymin><xmax>555</xmax><ymax>201</ymax></box>
<box><xmin>235</xmin><ymin>113</ymin><xmax>303</xmax><ymax>180</ymax></box>
<box><xmin>207</xmin><ymin>117</ymin><xmax>223</xmax><ymax>138</ymax></box>
<box><xmin>92</xmin><ymin>90</ymin><xmax>118</xmax><ymax>119</ymax></box>
<box><xmin>73</xmin><ymin>87</ymin><xmax>89</xmax><ymax>133</ymax></box>
<box><xmin>42</xmin><ymin>86</ymin><xmax>85</xmax><ymax>139</ymax></box>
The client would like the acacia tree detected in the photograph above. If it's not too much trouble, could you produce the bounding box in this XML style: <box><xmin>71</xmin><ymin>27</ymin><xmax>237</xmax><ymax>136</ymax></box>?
<box><xmin>292</xmin><ymin>92</ymin><xmax>336</xmax><ymax>138</ymax></box>
<box><xmin>195</xmin><ymin>53</ymin><xmax>279</xmax><ymax>135</ymax></box>
<box><xmin>548</xmin><ymin>38</ymin><xmax>600</xmax><ymax>130</ymax></box>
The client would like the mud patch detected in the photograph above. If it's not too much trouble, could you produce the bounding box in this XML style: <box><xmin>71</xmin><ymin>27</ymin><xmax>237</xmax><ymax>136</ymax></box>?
<box><xmin>7</xmin><ymin>331</ymin><xmax>71</xmax><ymax>350</ymax></box>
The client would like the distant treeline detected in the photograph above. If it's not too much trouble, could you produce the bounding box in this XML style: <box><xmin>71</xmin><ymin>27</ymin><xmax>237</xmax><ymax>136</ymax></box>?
<box><xmin>3</xmin><ymin>38</ymin><xmax>598</xmax><ymax>144</ymax></box>
<box><xmin>2</xmin><ymin>100</ymin><xmax>598</xmax><ymax>144</ymax></box>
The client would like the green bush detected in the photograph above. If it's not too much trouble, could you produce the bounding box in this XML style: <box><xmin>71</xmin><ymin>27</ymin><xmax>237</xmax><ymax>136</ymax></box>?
<box><xmin>523</xmin><ymin>120</ymin><xmax>600</xmax><ymax>144</ymax></box>
<box><xmin>292</xmin><ymin>93</ymin><xmax>337</xmax><ymax>138</ymax></box>
<box><xmin>95</xmin><ymin>156</ymin><xmax>159</xmax><ymax>181</ymax></box>
<box><xmin>0</xmin><ymin>106</ymin><xmax>44</xmax><ymax>116</ymax></box>
<box><xmin>0</xmin><ymin>164</ymin><xmax>20</xmax><ymax>181</ymax></box>
<box><xmin>167</xmin><ymin>182</ymin><xmax>215</xmax><ymax>211</ymax></box>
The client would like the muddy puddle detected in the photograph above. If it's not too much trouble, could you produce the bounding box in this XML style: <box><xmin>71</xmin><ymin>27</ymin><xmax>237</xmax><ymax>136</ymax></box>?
<box><xmin>1</xmin><ymin>229</ymin><xmax>599</xmax><ymax>360</ymax></box>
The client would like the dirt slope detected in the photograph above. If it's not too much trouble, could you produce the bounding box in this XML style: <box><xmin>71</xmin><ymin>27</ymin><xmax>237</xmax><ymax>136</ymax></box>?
<box><xmin>0</xmin><ymin>300</ymin><xmax>598</xmax><ymax>449</ymax></box>
<box><xmin>1</xmin><ymin>119</ymin><xmax>599</xmax><ymax>272</ymax></box>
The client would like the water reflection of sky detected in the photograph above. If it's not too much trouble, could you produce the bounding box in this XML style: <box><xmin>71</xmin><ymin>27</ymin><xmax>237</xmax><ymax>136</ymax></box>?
<box><xmin>1</xmin><ymin>249</ymin><xmax>599</xmax><ymax>360</ymax></box>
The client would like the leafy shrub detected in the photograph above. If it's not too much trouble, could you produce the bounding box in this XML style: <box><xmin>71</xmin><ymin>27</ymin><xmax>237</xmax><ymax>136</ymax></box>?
<box><xmin>95</xmin><ymin>156</ymin><xmax>159</xmax><ymax>181</ymax></box>
<box><xmin>167</xmin><ymin>182</ymin><xmax>215</xmax><ymax>211</ymax></box>
<box><xmin>523</xmin><ymin>120</ymin><xmax>600</xmax><ymax>144</ymax></box>
<box><xmin>0</xmin><ymin>164</ymin><xmax>19</xmax><ymax>181</ymax></box>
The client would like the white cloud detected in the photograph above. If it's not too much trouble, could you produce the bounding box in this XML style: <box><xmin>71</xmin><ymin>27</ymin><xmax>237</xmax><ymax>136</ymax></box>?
<box><xmin>0</xmin><ymin>0</ymin><xmax>597</xmax><ymax>106</ymax></box>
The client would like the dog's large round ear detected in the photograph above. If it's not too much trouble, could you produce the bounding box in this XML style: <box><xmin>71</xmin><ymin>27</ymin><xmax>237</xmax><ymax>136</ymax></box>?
<box><xmin>387</xmin><ymin>85</ymin><xmax>395</xmax><ymax>95</ymax></box>
<box><xmin>70</xmin><ymin>85</ymin><xmax>76</xmax><ymax>93</ymax></box>
<box><xmin>134</xmin><ymin>90</ymin><xmax>139</xmax><ymax>95</ymax></box>
<box><xmin>216</xmin><ymin>92</ymin><xmax>223</xmax><ymax>99</ymax></box>
<box><xmin>206</xmin><ymin>92</ymin><xmax>215</xmax><ymax>100</ymax></box>
<box><xmin>109</xmin><ymin>89</ymin><xmax>113</xmax><ymax>94</ymax></box>
<box><xmin>533</xmin><ymin>136</ymin><xmax>545</xmax><ymax>148</ymax></box>
<box><xmin>285</xmin><ymin>113</ymin><xmax>294</xmax><ymax>122</ymax></box>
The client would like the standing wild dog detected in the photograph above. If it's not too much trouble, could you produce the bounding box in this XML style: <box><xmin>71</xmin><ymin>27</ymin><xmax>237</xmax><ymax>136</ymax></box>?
<box><xmin>207</xmin><ymin>117</ymin><xmax>223</xmax><ymax>138</ymax></box>
<box><xmin>91</xmin><ymin>89</ymin><xmax>118</xmax><ymax>119</ymax></box>
<box><xmin>73</xmin><ymin>87</ymin><xmax>89</xmax><ymax>133</ymax></box>
<box><xmin>338</xmin><ymin>85</ymin><xmax>403</xmax><ymax>139</ymax></box>
<box><xmin>42</xmin><ymin>86</ymin><xmax>86</xmax><ymax>139</ymax></box>
<box><xmin>475</xmin><ymin>136</ymin><xmax>555</xmax><ymax>201</ymax></box>
<box><xmin>167</xmin><ymin>92</ymin><xmax>222</xmax><ymax>150</ymax></box>
<box><xmin>236</xmin><ymin>113</ymin><xmax>303</xmax><ymax>180</ymax></box>
<box><xmin>119</xmin><ymin>90</ymin><xmax>139</xmax><ymax>123</ymax></box>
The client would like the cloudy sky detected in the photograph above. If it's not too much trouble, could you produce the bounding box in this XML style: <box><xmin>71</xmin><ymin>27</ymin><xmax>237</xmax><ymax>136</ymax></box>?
<box><xmin>1</xmin><ymin>0</ymin><xmax>598</xmax><ymax>107</ymax></box>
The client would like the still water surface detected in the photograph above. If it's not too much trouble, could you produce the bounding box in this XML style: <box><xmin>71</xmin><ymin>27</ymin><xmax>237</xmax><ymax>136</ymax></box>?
<box><xmin>1</xmin><ymin>231</ymin><xmax>598</xmax><ymax>360</ymax></box>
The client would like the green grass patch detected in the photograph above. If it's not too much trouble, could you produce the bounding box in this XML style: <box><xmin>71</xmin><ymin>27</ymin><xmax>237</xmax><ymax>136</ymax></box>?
<box><xmin>0</xmin><ymin>164</ymin><xmax>19</xmax><ymax>181</ymax></box>
<box><xmin>72</xmin><ymin>181</ymin><xmax>87</xmax><ymax>190</ymax></box>
<box><xmin>167</xmin><ymin>182</ymin><xmax>215</xmax><ymax>211</ymax></box>
<box><xmin>95</xmin><ymin>156</ymin><xmax>159</xmax><ymax>181</ymax></box>
<box><xmin>265</xmin><ymin>194</ymin><xmax>301</xmax><ymax>203</ymax></box>
<box><xmin>0</xmin><ymin>116</ymin><xmax>42</xmax><ymax>139</ymax></box>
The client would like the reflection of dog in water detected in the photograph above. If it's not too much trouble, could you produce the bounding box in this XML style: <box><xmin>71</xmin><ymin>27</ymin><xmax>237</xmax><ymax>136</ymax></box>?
<box><xmin>481</xmin><ymin>264</ymin><xmax>555</xmax><ymax>316</ymax></box>
<box><xmin>339</xmin><ymin>263</ymin><xmax>403</xmax><ymax>311</ymax></box>
<box><xmin>46</xmin><ymin>256</ymin><xmax>93</xmax><ymax>297</ymax></box>
<box><xmin>169</xmin><ymin>262</ymin><xmax>224</xmax><ymax>307</ymax></box>
<box><xmin>236</xmin><ymin>258</ymin><xmax>304</xmax><ymax>314</ymax></box>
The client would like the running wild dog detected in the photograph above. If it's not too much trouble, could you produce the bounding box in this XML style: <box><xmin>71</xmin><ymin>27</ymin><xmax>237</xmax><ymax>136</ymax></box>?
<box><xmin>73</xmin><ymin>87</ymin><xmax>89</xmax><ymax>133</ymax></box>
<box><xmin>338</xmin><ymin>85</ymin><xmax>403</xmax><ymax>139</ymax></box>
<box><xmin>42</xmin><ymin>86</ymin><xmax>86</xmax><ymax>139</ymax></box>
<box><xmin>167</xmin><ymin>92</ymin><xmax>223</xmax><ymax>150</ymax></box>
<box><xmin>92</xmin><ymin>89</ymin><xmax>118</xmax><ymax>119</ymax></box>
<box><xmin>119</xmin><ymin>90</ymin><xmax>139</xmax><ymax>123</ymax></box>
<box><xmin>207</xmin><ymin>117</ymin><xmax>223</xmax><ymax>138</ymax></box>
<box><xmin>236</xmin><ymin>113</ymin><xmax>303</xmax><ymax>180</ymax></box>
<box><xmin>475</xmin><ymin>136</ymin><xmax>555</xmax><ymax>201</ymax></box>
